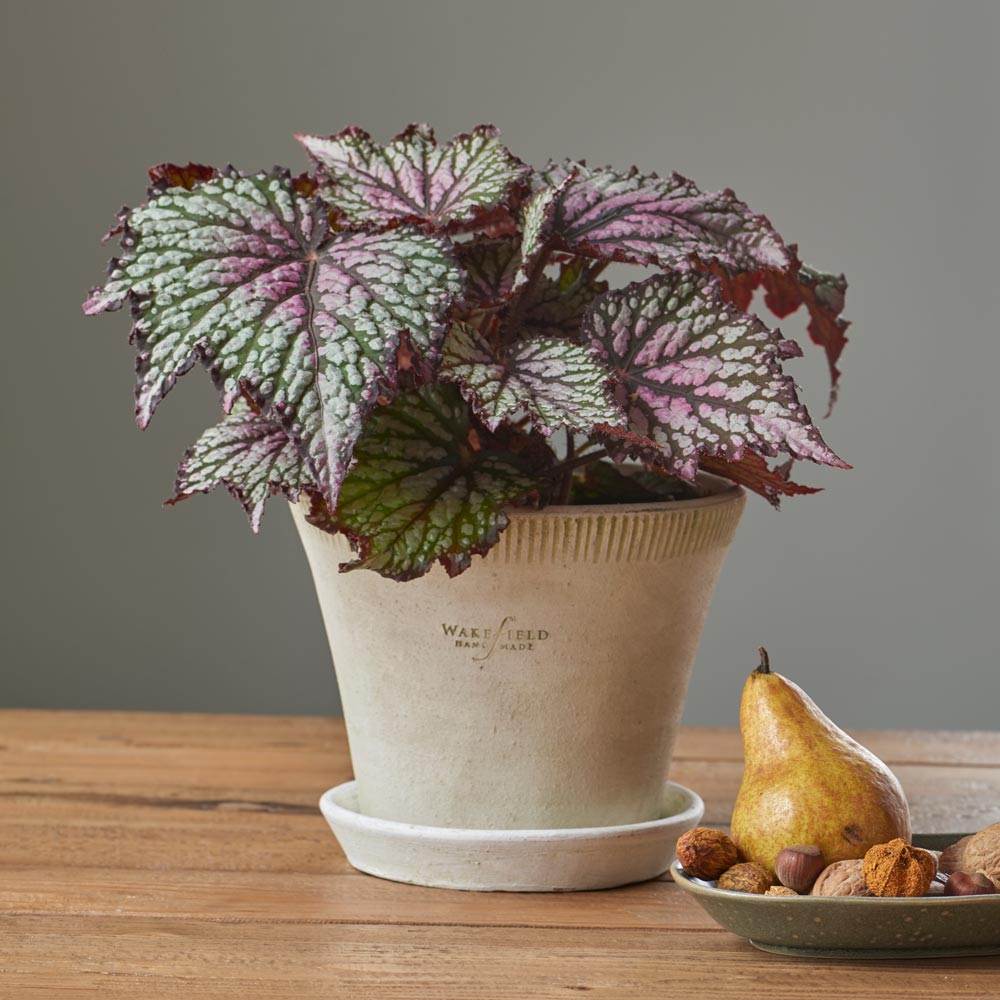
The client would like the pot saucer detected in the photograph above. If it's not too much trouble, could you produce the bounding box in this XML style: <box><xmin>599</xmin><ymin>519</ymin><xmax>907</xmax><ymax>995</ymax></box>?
<box><xmin>319</xmin><ymin>780</ymin><xmax>704</xmax><ymax>892</ymax></box>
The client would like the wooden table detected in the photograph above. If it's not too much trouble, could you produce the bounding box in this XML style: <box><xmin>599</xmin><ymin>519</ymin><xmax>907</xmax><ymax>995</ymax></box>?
<box><xmin>1</xmin><ymin>712</ymin><xmax>998</xmax><ymax>997</ymax></box>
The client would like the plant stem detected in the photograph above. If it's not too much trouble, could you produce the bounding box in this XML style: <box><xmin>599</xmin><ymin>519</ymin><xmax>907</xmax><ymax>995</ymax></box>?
<box><xmin>556</xmin><ymin>430</ymin><xmax>576</xmax><ymax>505</ymax></box>
<box><xmin>503</xmin><ymin>240</ymin><xmax>553</xmax><ymax>342</ymax></box>
<box><xmin>586</xmin><ymin>260</ymin><xmax>609</xmax><ymax>282</ymax></box>
<box><xmin>549</xmin><ymin>446</ymin><xmax>608</xmax><ymax>483</ymax></box>
<box><xmin>757</xmin><ymin>647</ymin><xmax>770</xmax><ymax>674</ymax></box>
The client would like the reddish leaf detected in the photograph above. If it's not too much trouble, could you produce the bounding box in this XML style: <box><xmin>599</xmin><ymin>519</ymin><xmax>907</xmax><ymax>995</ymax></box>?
<box><xmin>698</xmin><ymin>452</ymin><xmax>821</xmax><ymax>507</ymax></box>
<box><xmin>710</xmin><ymin>246</ymin><xmax>850</xmax><ymax>413</ymax></box>
<box><xmin>147</xmin><ymin>162</ymin><xmax>217</xmax><ymax>190</ymax></box>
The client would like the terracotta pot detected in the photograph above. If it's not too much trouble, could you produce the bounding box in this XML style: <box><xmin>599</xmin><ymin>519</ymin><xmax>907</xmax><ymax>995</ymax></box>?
<box><xmin>291</xmin><ymin>475</ymin><xmax>745</xmax><ymax>831</ymax></box>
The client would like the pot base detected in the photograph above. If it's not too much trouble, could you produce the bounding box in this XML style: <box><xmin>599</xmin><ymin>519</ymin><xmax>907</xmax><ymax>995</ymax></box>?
<box><xmin>319</xmin><ymin>780</ymin><xmax>704</xmax><ymax>892</ymax></box>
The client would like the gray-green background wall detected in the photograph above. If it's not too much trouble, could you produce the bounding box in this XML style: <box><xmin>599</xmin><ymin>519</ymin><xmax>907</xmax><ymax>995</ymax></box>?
<box><xmin>3</xmin><ymin>1</ymin><xmax>997</xmax><ymax>729</ymax></box>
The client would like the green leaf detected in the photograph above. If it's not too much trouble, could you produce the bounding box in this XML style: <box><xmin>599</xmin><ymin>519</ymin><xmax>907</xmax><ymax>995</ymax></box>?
<box><xmin>167</xmin><ymin>401</ymin><xmax>309</xmax><ymax>530</ymax></box>
<box><xmin>439</xmin><ymin>322</ymin><xmax>623</xmax><ymax>435</ymax></box>
<box><xmin>297</xmin><ymin>123</ymin><xmax>527</xmax><ymax>228</ymax></box>
<box><xmin>335</xmin><ymin>385</ymin><xmax>539</xmax><ymax>580</ymax></box>
<box><xmin>84</xmin><ymin>168</ymin><xmax>463</xmax><ymax>507</ymax></box>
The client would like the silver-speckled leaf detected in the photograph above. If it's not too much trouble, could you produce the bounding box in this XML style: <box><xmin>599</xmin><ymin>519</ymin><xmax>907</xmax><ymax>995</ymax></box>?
<box><xmin>513</xmin><ymin>169</ymin><xmax>576</xmax><ymax>291</ymax></box>
<box><xmin>168</xmin><ymin>401</ymin><xmax>310</xmax><ymax>530</ymax></box>
<box><xmin>84</xmin><ymin>169</ymin><xmax>463</xmax><ymax>506</ymax></box>
<box><xmin>535</xmin><ymin>161</ymin><xmax>790</xmax><ymax>273</ymax></box>
<box><xmin>298</xmin><ymin>124</ymin><xmax>527</xmax><ymax>228</ymax></box>
<box><xmin>336</xmin><ymin>385</ymin><xmax>537</xmax><ymax>580</ymax></box>
<box><xmin>585</xmin><ymin>273</ymin><xmax>847</xmax><ymax>478</ymax></box>
<box><xmin>439</xmin><ymin>323</ymin><xmax>623</xmax><ymax>435</ymax></box>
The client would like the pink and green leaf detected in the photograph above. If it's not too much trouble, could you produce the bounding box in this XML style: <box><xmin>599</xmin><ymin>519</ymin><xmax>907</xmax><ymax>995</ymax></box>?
<box><xmin>532</xmin><ymin>161</ymin><xmax>790</xmax><ymax>273</ymax></box>
<box><xmin>297</xmin><ymin>123</ymin><xmax>527</xmax><ymax>229</ymax></box>
<box><xmin>83</xmin><ymin>169</ymin><xmax>463</xmax><ymax>507</ymax></box>
<box><xmin>333</xmin><ymin>385</ymin><xmax>539</xmax><ymax>580</ymax></box>
<box><xmin>585</xmin><ymin>272</ymin><xmax>847</xmax><ymax>479</ymax></box>
<box><xmin>513</xmin><ymin>168</ymin><xmax>576</xmax><ymax>290</ymax></box>
<box><xmin>167</xmin><ymin>401</ymin><xmax>310</xmax><ymax>530</ymax></box>
<box><xmin>439</xmin><ymin>322</ymin><xmax>623</xmax><ymax>435</ymax></box>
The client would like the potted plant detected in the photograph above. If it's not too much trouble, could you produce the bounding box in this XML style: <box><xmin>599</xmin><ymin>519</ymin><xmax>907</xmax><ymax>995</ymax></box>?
<box><xmin>84</xmin><ymin>124</ymin><xmax>849</xmax><ymax>889</ymax></box>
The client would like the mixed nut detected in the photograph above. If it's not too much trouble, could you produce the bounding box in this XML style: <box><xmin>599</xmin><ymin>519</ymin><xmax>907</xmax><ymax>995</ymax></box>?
<box><xmin>675</xmin><ymin>822</ymin><xmax>1000</xmax><ymax>898</ymax></box>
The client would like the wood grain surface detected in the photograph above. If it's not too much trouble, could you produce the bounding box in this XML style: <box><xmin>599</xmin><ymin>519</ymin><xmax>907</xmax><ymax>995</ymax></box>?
<box><xmin>1</xmin><ymin>711</ymin><xmax>998</xmax><ymax>997</ymax></box>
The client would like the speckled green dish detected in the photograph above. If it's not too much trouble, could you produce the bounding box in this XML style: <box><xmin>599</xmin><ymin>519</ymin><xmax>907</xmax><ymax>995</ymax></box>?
<box><xmin>671</xmin><ymin>834</ymin><xmax>1000</xmax><ymax>958</ymax></box>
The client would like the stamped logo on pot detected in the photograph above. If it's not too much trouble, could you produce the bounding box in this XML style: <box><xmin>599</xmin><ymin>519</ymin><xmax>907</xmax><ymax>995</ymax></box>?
<box><xmin>441</xmin><ymin>615</ymin><xmax>551</xmax><ymax>661</ymax></box>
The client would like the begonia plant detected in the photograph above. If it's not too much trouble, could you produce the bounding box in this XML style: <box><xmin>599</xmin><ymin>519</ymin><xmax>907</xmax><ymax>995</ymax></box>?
<box><xmin>85</xmin><ymin>124</ymin><xmax>850</xmax><ymax>581</ymax></box>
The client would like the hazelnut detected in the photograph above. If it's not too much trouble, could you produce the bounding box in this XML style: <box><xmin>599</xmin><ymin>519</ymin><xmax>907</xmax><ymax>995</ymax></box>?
<box><xmin>717</xmin><ymin>862</ymin><xmax>773</xmax><ymax>894</ymax></box>
<box><xmin>943</xmin><ymin>871</ymin><xmax>997</xmax><ymax>896</ymax></box>
<box><xmin>863</xmin><ymin>839</ymin><xmax>935</xmax><ymax>897</ymax></box>
<box><xmin>810</xmin><ymin>859</ymin><xmax>872</xmax><ymax>897</ymax></box>
<box><xmin>765</xmin><ymin>885</ymin><xmax>798</xmax><ymax>896</ymax></box>
<box><xmin>675</xmin><ymin>827</ymin><xmax>739</xmax><ymax>880</ymax></box>
<box><xmin>774</xmin><ymin>845</ymin><xmax>826</xmax><ymax>893</ymax></box>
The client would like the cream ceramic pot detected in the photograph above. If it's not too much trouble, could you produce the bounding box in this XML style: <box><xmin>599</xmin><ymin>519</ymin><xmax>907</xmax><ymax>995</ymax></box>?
<box><xmin>291</xmin><ymin>477</ymin><xmax>745</xmax><ymax>831</ymax></box>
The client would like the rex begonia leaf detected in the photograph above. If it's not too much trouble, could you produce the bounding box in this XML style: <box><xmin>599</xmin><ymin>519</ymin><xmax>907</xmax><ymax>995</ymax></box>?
<box><xmin>710</xmin><ymin>247</ymin><xmax>850</xmax><ymax>412</ymax></box>
<box><xmin>167</xmin><ymin>400</ymin><xmax>309</xmax><ymax>530</ymax></box>
<box><xmin>83</xmin><ymin>168</ymin><xmax>463</xmax><ymax>507</ymax></box>
<box><xmin>513</xmin><ymin>168</ymin><xmax>577</xmax><ymax>290</ymax></box>
<box><xmin>699</xmin><ymin>451</ymin><xmax>821</xmax><ymax>508</ymax></box>
<box><xmin>457</xmin><ymin>237</ymin><xmax>607</xmax><ymax>338</ymax></box>
<box><xmin>530</xmin><ymin>161</ymin><xmax>790</xmax><ymax>273</ymax></box>
<box><xmin>585</xmin><ymin>272</ymin><xmax>847</xmax><ymax>479</ymax></box>
<box><xmin>334</xmin><ymin>384</ymin><xmax>539</xmax><ymax>580</ymax></box>
<box><xmin>297</xmin><ymin>124</ymin><xmax>526</xmax><ymax>229</ymax></box>
<box><xmin>438</xmin><ymin>322</ymin><xmax>623</xmax><ymax>435</ymax></box>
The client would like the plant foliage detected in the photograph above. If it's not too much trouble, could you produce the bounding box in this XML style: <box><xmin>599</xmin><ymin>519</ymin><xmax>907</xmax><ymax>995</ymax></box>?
<box><xmin>86</xmin><ymin>125</ymin><xmax>850</xmax><ymax>580</ymax></box>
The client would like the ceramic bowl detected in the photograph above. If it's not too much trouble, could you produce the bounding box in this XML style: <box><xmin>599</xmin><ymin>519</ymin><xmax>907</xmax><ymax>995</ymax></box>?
<box><xmin>671</xmin><ymin>834</ymin><xmax>1000</xmax><ymax>958</ymax></box>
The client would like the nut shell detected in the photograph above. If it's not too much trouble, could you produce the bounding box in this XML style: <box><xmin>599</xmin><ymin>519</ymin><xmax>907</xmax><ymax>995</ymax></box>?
<box><xmin>675</xmin><ymin>827</ymin><xmax>739</xmax><ymax>880</ymax></box>
<box><xmin>943</xmin><ymin>871</ymin><xmax>997</xmax><ymax>896</ymax></box>
<box><xmin>717</xmin><ymin>862</ymin><xmax>773</xmax><ymax>894</ymax></box>
<box><xmin>774</xmin><ymin>845</ymin><xmax>826</xmax><ymax>893</ymax></box>
<box><xmin>810</xmin><ymin>859</ymin><xmax>872</xmax><ymax>897</ymax></box>
<box><xmin>939</xmin><ymin>823</ymin><xmax>1000</xmax><ymax>879</ymax></box>
<box><xmin>765</xmin><ymin>885</ymin><xmax>798</xmax><ymax>896</ymax></box>
<box><xmin>863</xmin><ymin>839</ymin><xmax>935</xmax><ymax>897</ymax></box>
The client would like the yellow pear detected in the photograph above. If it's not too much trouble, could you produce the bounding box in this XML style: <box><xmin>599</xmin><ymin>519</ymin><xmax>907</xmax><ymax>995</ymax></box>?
<box><xmin>730</xmin><ymin>648</ymin><xmax>911</xmax><ymax>876</ymax></box>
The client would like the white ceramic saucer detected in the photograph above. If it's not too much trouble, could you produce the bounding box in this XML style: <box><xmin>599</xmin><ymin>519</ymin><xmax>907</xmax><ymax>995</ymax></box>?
<box><xmin>318</xmin><ymin>780</ymin><xmax>704</xmax><ymax>891</ymax></box>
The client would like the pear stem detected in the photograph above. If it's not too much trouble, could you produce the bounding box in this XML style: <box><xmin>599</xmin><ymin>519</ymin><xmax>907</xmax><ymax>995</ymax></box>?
<box><xmin>757</xmin><ymin>647</ymin><xmax>770</xmax><ymax>674</ymax></box>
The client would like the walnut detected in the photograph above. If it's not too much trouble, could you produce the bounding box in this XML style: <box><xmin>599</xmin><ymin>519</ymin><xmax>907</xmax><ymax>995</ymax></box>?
<box><xmin>675</xmin><ymin>827</ymin><xmax>739</xmax><ymax>880</ymax></box>
<box><xmin>810</xmin><ymin>859</ymin><xmax>872</xmax><ymax>897</ymax></box>
<box><xmin>939</xmin><ymin>823</ymin><xmax>1000</xmax><ymax>877</ymax></box>
<box><xmin>717</xmin><ymin>862</ymin><xmax>773</xmax><ymax>894</ymax></box>
<box><xmin>939</xmin><ymin>834</ymin><xmax>975</xmax><ymax>874</ymax></box>
<box><xmin>765</xmin><ymin>885</ymin><xmax>798</xmax><ymax>896</ymax></box>
<box><xmin>979</xmin><ymin>870</ymin><xmax>1000</xmax><ymax>891</ymax></box>
<box><xmin>863</xmin><ymin>839</ymin><xmax>936</xmax><ymax>897</ymax></box>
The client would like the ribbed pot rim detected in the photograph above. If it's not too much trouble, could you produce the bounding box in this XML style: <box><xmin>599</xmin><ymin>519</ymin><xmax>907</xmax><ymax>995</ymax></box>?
<box><xmin>501</xmin><ymin>472</ymin><xmax>744</xmax><ymax>520</ymax></box>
